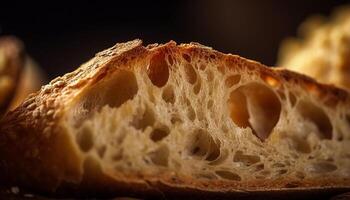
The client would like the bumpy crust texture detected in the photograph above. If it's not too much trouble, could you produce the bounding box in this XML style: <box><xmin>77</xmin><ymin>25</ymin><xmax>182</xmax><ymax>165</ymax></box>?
<box><xmin>0</xmin><ymin>39</ymin><xmax>350</xmax><ymax>198</ymax></box>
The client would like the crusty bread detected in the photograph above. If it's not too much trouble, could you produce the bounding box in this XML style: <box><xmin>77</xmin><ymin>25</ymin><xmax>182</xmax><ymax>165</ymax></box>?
<box><xmin>1</xmin><ymin>39</ymin><xmax>350</xmax><ymax>199</ymax></box>
<box><xmin>278</xmin><ymin>6</ymin><xmax>350</xmax><ymax>90</ymax></box>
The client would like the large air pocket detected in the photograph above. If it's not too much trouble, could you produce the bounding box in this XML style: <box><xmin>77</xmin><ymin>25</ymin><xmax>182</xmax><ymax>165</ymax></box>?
<box><xmin>70</xmin><ymin>70</ymin><xmax>138</xmax><ymax>127</ymax></box>
<box><xmin>228</xmin><ymin>82</ymin><xmax>281</xmax><ymax>141</ymax></box>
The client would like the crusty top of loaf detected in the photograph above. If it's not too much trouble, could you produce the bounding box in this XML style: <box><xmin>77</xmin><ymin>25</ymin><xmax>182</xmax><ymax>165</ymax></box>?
<box><xmin>5</xmin><ymin>39</ymin><xmax>349</xmax><ymax>130</ymax></box>
<box><xmin>3</xmin><ymin>39</ymin><xmax>350</xmax><ymax>167</ymax></box>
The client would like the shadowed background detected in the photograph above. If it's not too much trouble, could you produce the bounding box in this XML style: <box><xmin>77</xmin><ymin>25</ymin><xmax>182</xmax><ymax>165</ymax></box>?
<box><xmin>0</xmin><ymin>0</ymin><xmax>348</xmax><ymax>80</ymax></box>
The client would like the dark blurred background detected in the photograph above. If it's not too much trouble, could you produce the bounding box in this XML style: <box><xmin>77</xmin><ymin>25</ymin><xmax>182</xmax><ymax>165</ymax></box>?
<box><xmin>0</xmin><ymin>0</ymin><xmax>348</xmax><ymax>80</ymax></box>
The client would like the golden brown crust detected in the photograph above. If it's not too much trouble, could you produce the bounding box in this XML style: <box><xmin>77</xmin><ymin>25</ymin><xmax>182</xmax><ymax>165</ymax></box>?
<box><xmin>0</xmin><ymin>39</ymin><xmax>350</xmax><ymax>198</ymax></box>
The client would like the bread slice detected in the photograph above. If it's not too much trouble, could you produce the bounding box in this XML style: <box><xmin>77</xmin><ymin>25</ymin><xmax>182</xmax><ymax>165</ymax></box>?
<box><xmin>277</xmin><ymin>6</ymin><xmax>350</xmax><ymax>90</ymax></box>
<box><xmin>1</xmin><ymin>39</ymin><xmax>350</xmax><ymax>198</ymax></box>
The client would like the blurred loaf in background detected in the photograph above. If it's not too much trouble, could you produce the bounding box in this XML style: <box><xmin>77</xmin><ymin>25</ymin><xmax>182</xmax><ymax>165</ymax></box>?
<box><xmin>0</xmin><ymin>36</ymin><xmax>44</xmax><ymax>117</ymax></box>
<box><xmin>278</xmin><ymin>6</ymin><xmax>350</xmax><ymax>90</ymax></box>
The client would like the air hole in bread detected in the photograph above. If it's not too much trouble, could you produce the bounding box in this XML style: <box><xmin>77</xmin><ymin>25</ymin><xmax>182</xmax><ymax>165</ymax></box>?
<box><xmin>185</xmin><ymin>98</ymin><xmax>196</xmax><ymax>121</ymax></box>
<box><xmin>97</xmin><ymin>145</ymin><xmax>107</xmax><ymax>158</ymax></box>
<box><xmin>150</xmin><ymin>127</ymin><xmax>170</xmax><ymax>142</ymax></box>
<box><xmin>95</xmin><ymin>70</ymin><xmax>138</xmax><ymax>109</ymax></box>
<box><xmin>342</xmin><ymin>153</ymin><xmax>350</xmax><ymax>159</ymax></box>
<box><xmin>228</xmin><ymin>83</ymin><xmax>281</xmax><ymax>141</ymax></box>
<box><xmin>207</xmin><ymin>99</ymin><xmax>214</xmax><ymax>109</ymax></box>
<box><xmin>218</xmin><ymin>65</ymin><xmax>226</xmax><ymax>74</ymax></box>
<box><xmin>225</xmin><ymin>75</ymin><xmax>241</xmax><ymax>88</ymax></box>
<box><xmin>233</xmin><ymin>150</ymin><xmax>260</xmax><ymax>166</ymax></box>
<box><xmin>167</xmin><ymin>54</ymin><xmax>174</xmax><ymax>66</ymax></box>
<box><xmin>282</xmin><ymin>134</ymin><xmax>311</xmax><ymax>153</ymax></box>
<box><xmin>189</xmin><ymin>129</ymin><xmax>221</xmax><ymax>161</ymax></box>
<box><xmin>76</xmin><ymin>126</ymin><xmax>94</xmax><ymax>152</ymax></box>
<box><xmin>115</xmin><ymin>131</ymin><xmax>126</xmax><ymax>145</ymax></box>
<box><xmin>196</xmin><ymin>173</ymin><xmax>217</xmax><ymax>180</ymax></box>
<box><xmin>254</xmin><ymin>163</ymin><xmax>265</xmax><ymax>171</ymax></box>
<box><xmin>337</xmin><ymin>133</ymin><xmax>344</xmax><ymax>141</ymax></box>
<box><xmin>149</xmin><ymin>145</ymin><xmax>169</xmax><ymax>166</ymax></box>
<box><xmin>255</xmin><ymin>175</ymin><xmax>267</xmax><ymax>179</ymax></box>
<box><xmin>272</xmin><ymin>163</ymin><xmax>286</xmax><ymax>168</ymax></box>
<box><xmin>209</xmin><ymin>149</ymin><xmax>229</xmax><ymax>165</ymax></box>
<box><xmin>70</xmin><ymin>70</ymin><xmax>138</xmax><ymax>127</ymax></box>
<box><xmin>130</xmin><ymin>106</ymin><xmax>155</xmax><ymax>131</ymax></box>
<box><xmin>289</xmin><ymin>92</ymin><xmax>297</xmax><ymax>106</ymax></box>
<box><xmin>228</xmin><ymin>89</ymin><xmax>250</xmax><ymax>129</ymax></box>
<box><xmin>193</xmin><ymin>78</ymin><xmax>201</xmax><ymax>94</ymax></box>
<box><xmin>261</xmin><ymin>74</ymin><xmax>280</xmax><ymax>87</ymax></box>
<box><xmin>215</xmin><ymin>170</ymin><xmax>241</xmax><ymax>181</ymax></box>
<box><xmin>206</xmin><ymin>70</ymin><xmax>214</xmax><ymax>82</ymax></box>
<box><xmin>305</xmin><ymin>82</ymin><xmax>320</xmax><ymax>96</ymax></box>
<box><xmin>171</xmin><ymin>114</ymin><xmax>183</xmax><ymax>124</ymax></box>
<box><xmin>221</xmin><ymin>125</ymin><xmax>228</xmax><ymax>135</ymax></box>
<box><xmin>346</xmin><ymin>114</ymin><xmax>350</xmax><ymax>127</ymax></box>
<box><xmin>206</xmin><ymin>139</ymin><xmax>221</xmax><ymax>162</ymax></box>
<box><xmin>307</xmin><ymin>161</ymin><xmax>337</xmax><ymax>173</ymax></box>
<box><xmin>276</xmin><ymin>169</ymin><xmax>288</xmax><ymax>175</ymax></box>
<box><xmin>189</xmin><ymin>132</ymin><xmax>208</xmax><ymax>157</ymax></box>
<box><xmin>199</xmin><ymin>64</ymin><xmax>206</xmax><ymax>70</ymax></box>
<box><xmin>147</xmin><ymin>87</ymin><xmax>155</xmax><ymax>103</ymax></box>
<box><xmin>296</xmin><ymin>100</ymin><xmax>333</xmax><ymax>140</ymax></box>
<box><xmin>182</xmin><ymin>53</ymin><xmax>191</xmax><ymax>62</ymax></box>
<box><xmin>277</xmin><ymin>90</ymin><xmax>286</xmax><ymax>101</ymax></box>
<box><xmin>196</xmin><ymin>109</ymin><xmax>205</xmax><ymax>122</ymax></box>
<box><xmin>162</xmin><ymin>85</ymin><xmax>175</xmax><ymax>104</ymax></box>
<box><xmin>260</xmin><ymin>170</ymin><xmax>271</xmax><ymax>176</ymax></box>
<box><xmin>184</xmin><ymin>64</ymin><xmax>197</xmax><ymax>84</ymax></box>
<box><xmin>112</xmin><ymin>149</ymin><xmax>123</xmax><ymax>161</ymax></box>
<box><xmin>188</xmin><ymin>107</ymin><xmax>196</xmax><ymax>121</ymax></box>
<box><xmin>147</xmin><ymin>52</ymin><xmax>169</xmax><ymax>87</ymax></box>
